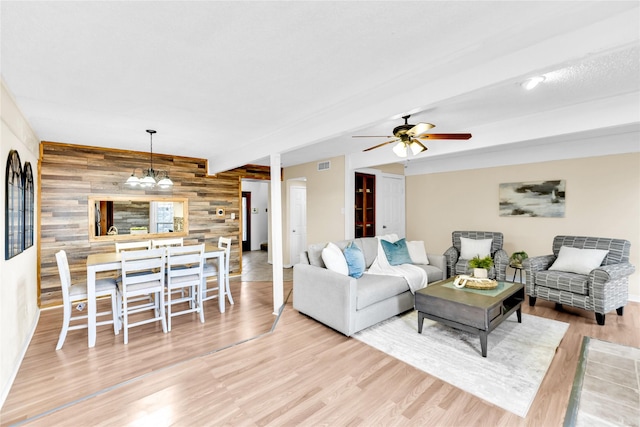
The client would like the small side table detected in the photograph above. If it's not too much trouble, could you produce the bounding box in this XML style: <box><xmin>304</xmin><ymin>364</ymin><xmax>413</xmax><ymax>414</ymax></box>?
<box><xmin>510</xmin><ymin>264</ymin><xmax>524</xmax><ymax>283</ymax></box>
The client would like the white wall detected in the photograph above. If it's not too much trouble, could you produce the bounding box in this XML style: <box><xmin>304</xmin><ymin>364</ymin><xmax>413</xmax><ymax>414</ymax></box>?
<box><xmin>241</xmin><ymin>180</ymin><xmax>269</xmax><ymax>251</ymax></box>
<box><xmin>1</xmin><ymin>80</ymin><xmax>40</xmax><ymax>407</ymax></box>
<box><xmin>406</xmin><ymin>152</ymin><xmax>640</xmax><ymax>301</ymax></box>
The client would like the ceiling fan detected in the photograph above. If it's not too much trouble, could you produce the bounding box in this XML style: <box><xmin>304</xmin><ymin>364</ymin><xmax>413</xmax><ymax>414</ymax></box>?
<box><xmin>353</xmin><ymin>115</ymin><xmax>472</xmax><ymax>158</ymax></box>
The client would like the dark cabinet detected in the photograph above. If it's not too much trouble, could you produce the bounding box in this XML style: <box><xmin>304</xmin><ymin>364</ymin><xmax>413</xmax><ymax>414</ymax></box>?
<box><xmin>355</xmin><ymin>173</ymin><xmax>375</xmax><ymax>237</ymax></box>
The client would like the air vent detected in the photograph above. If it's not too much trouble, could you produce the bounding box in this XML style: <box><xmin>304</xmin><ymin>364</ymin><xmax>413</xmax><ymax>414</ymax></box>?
<box><xmin>317</xmin><ymin>161</ymin><xmax>331</xmax><ymax>171</ymax></box>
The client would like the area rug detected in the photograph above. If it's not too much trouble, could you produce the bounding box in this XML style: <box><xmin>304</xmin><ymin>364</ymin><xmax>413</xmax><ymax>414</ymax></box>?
<box><xmin>353</xmin><ymin>310</ymin><xmax>569</xmax><ymax>417</ymax></box>
<box><xmin>565</xmin><ymin>337</ymin><xmax>640</xmax><ymax>427</ymax></box>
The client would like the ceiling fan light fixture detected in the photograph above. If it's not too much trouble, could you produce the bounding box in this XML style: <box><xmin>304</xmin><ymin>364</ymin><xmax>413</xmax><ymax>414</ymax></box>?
<box><xmin>521</xmin><ymin>76</ymin><xmax>545</xmax><ymax>90</ymax></box>
<box><xmin>409</xmin><ymin>140</ymin><xmax>426</xmax><ymax>155</ymax></box>
<box><xmin>392</xmin><ymin>142</ymin><xmax>408</xmax><ymax>158</ymax></box>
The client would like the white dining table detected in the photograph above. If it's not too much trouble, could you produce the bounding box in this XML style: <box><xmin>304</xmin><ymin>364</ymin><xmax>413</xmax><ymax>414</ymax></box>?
<box><xmin>85</xmin><ymin>244</ymin><xmax>226</xmax><ymax>348</ymax></box>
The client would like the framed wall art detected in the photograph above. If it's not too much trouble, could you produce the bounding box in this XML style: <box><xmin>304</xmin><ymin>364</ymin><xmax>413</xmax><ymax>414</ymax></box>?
<box><xmin>499</xmin><ymin>180</ymin><xmax>565</xmax><ymax>217</ymax></box>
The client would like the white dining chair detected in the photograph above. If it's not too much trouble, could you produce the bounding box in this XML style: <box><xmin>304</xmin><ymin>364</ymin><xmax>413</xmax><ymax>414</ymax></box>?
<box><xmin>115</xmin><ymin>240</ymin><xmax>152</xmax><ymax>252</ymax></box>
<box><xmin>119</xmin><ymin>248</ymin><xmax>167</xmax><ymax>344</ymax></box>
<box><xmin>152</xmin><ymin>237</ymin><xmax>184</xmax><ymax>248</ymax></box>
<box><xmin>202</xmin><ymin>236</ymin><xmax>234</xmax><ymax>305</ymax></box>
<box><xmin>115</xmin><ymin>239</ymin><xmax>154</xmax><ymax>302</ymax></box>
<box><xmin>55</xmin><ymin>250</ymin><xmax>120</xmax><ymax>350</ymax></box>
<box><xmin>165</xmin><ymin>244</ymin><xmax>205</xmax><ymax>331</ymax></box>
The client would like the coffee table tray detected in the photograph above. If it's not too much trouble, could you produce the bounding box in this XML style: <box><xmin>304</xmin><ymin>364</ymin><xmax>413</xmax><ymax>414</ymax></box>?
<box><xmin>453</xmin><ymin>275</ymin><xmax>498</xmax><ymax>290</ymax></box>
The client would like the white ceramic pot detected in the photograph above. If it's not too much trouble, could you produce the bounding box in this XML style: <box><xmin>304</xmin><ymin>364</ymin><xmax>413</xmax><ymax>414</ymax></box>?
<box><xmin>473</xmin><ymin>268</ymin><xmax>488</xmax><ymax>279</ymax></box>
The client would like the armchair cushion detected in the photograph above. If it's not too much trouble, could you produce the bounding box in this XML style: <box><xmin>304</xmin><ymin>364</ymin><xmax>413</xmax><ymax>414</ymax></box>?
<box><xmin>460</xmin><ymin>237</ymin><xmax>492</xmax><ymax>259</ymax></box>
<box><xmin>534</xmin><ymin>271</ymin><xmax>589</xmax><ymax>295</ymax></box>
<box><xmin>548</xmin><ymin>246</ymin><xmax>609</xmax><ymax>275</ymax></box>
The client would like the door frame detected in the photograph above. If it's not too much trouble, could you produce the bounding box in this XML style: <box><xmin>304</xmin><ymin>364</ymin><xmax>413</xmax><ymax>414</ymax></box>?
<box><xmin>242</xmin><ymin>191</ymin><xmax>251</xmax><ymax>252</ymax></box>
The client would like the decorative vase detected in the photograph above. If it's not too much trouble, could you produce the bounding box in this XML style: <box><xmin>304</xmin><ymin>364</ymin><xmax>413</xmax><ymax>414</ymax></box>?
<box><xmin>473</xmin><ymin>268</ymin><xmax>488</xmax><ymax>278</ymax></box>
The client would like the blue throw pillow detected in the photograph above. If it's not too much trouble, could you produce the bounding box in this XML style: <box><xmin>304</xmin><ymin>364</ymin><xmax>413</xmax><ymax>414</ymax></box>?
<box><xmin>343</xmin><ymin>242</ymin><xmax>366</xmax><ymax>278</ymax></box>
<box><xmin>381</xmin><ymin>238</ymin><xmax>412</xmax><ymax>266</ymax></box>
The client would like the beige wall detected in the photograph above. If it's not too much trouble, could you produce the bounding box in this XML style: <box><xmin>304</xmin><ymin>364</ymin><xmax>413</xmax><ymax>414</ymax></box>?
<box><xmin>283</xmin><ymin>156</ymin><xmax>345</xmax><ymax>265</ymax></box>
<box><xmin>406</xmin><ymin>153</ymin><xmax>640</xmax><ymax>300</ymax></box>
<box><xmin>1</xmin><ymin>81</ymin><xmax>40</xmax><ymax>407</ymax></box>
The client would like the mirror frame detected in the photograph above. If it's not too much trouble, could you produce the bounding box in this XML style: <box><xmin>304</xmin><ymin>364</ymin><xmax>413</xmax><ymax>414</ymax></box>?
<box><xmin>88</xmin><ymin>195</ymin><xmax>189</xmax><ymax>242</ymax></box>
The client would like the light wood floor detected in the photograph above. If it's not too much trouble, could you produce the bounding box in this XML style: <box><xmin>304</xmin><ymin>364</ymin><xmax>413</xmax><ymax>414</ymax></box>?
<box><xmin>2</xmin><ymin>276</ymin><xmax>639</xmax><ymax>426</ymax></box>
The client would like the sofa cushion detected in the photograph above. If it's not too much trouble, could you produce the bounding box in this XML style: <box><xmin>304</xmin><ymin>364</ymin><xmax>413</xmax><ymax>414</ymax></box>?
<box><xmin>460</xmin><ymin>237</ymin><xmax>492</xmax><ymax>259</ymax></box>
<box><xmin>321</xmin><ymin>243</ymin><xmax>349</xmax><ymax>276</ymax></box>
<box><xmin>354</xmin><ymin>237</ymin><xmax>379</xmax><ymax>269</ymax></box>
<box><xmin>412</xmin><ymin>263</ymin><xmax>443</xmax><ymax>283</ymax></box>
<box><xmin>356</xmin><ymin>274</ymin><xmax>410</xmax><ymax>310</ymax></box>
<box><xmin>535</xmin><ymin>270</ymin><xmax>589</xmax><ymax>295</ymax></box>
<box><xmin>548</xmin><ymin>246</ymin><xmax>609</xmax><ymax>275</ymax></box>
<box><xmin>307</xmin><ymin>242</ymin><xmax>327</xmax><ymax>268</ymax></box>
<box><xmin>343</xmin><ymin>242</ymin><xmax>365</xmax><ymax>279</ymax></box>
<box><xmin>381</xmin><ymin>238</ymin><xmax>412</xmax><ymax>266</ymax></box>
<box><xmin>407</xmin><ymin>240</ymin><xmax>429</xmax><ymax>265</ymax></box>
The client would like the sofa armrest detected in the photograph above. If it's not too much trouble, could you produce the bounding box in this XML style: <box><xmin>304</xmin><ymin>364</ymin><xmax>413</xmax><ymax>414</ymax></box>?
<box><xmin>590</xmin><ymin>262</ymin><xmax>636</xmax><ymax>285</ymax></box>
<box><xmin>494</xmin><ymin>249</ymin><xmax>509</xmax><ymax>281</ymax></box>
<box><xmin>426</xmin><ymin>253</ymin><xmax>446</xmax><ymax>281</ymax></box>
<box><xmin>522</xmin><ymin>255</ymin><xmax>556</xmax><ymax>295</ymax></box>
<box><xmin>293</xmin><ymin>263</ymin><xmax>357</xmax><ymax>336</ymax></box>
<box><xmin>443</xmin><ymin>246</ymin><xmax>459</xmax><ymax>278</ymax></box>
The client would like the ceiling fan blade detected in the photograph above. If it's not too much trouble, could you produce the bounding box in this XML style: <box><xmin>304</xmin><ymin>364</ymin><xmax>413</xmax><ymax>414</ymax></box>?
<box><xmin>406</xmin><ymin>122</ymin><xmax>435</xmax><ymax>137</ymax></box>
<box><xmin>416</xmin><ymin>133</ymin><xmax>472</xmax><ymax>140</ymax></box>
<box><xmin>363</xmin><ymin>139</ymin><xmax>398</xmax><ymax>152</ymax></box>
<box><xmin>352</xmin><ymin>135</ymin><xmax>395</xmax><ymax>138</ymax></box>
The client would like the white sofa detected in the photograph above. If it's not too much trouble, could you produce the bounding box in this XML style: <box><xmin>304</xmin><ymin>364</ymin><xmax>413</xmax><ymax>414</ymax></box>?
<box><xmin>293</xmin><ymin>237</ymin><xmax>446</xmax><ymax>336</ymax></box>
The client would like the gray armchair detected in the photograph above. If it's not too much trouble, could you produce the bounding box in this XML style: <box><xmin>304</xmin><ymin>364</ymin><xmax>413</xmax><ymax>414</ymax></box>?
<box><xmin>523</xmin><ymin>235</ymin><xmax>635</xmax><ymax>325</ymax></box>
<box><xmin>444</xmin><ymin>231</ymin><xmax>508</xmax><ymax>280</ymax></box>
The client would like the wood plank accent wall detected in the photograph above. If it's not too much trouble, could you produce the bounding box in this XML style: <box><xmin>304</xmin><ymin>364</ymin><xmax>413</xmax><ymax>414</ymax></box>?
<box><xmin>39</xmin><ymin>141</ymin><xmax>271</xmax><ymax>307</ymax></box>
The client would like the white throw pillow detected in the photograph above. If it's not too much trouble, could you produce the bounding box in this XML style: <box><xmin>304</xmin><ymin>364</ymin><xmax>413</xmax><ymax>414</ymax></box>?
<box><xmin>460</xmin><ymin>237</ymin><xmax>492</xmax><ymax>260</ymax></box>
<box><xmin>548</xmin><ymin>246</ymin><xmax>609</xmax><ymax>275</ymax></box>
<box><xmin>321</xmin><ymin>242</ymin><xmax>349</xmax><ymax>276</ymax></box>
<box><xmin>406</xmin><ymin>240</ymin><xmax>429</xmax><ymax>265</ymax></box>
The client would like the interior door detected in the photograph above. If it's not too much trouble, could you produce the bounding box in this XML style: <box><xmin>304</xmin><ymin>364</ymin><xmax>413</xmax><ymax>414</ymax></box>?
<box><xmin>377</xmin><ymin>174</ymin><xmax>405</xmax><ymax>238</ymax></box>
<box><xmin>289</xmin><ymin>185</ymin><xmax>307</xmax><ymax>265</ymax></box>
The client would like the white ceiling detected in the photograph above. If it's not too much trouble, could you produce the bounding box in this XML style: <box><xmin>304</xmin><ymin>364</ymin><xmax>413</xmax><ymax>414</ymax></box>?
<box><xmin>2</xmin><ymin>1</ymin><xmax>639</xmax><ymax>175</ymax></box>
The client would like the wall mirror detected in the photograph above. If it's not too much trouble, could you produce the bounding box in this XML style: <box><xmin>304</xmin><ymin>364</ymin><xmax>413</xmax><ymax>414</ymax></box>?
<box><xmin>88</xmin><ymin>195</ymin><xmax>188</xmax><ymax>242</ymax></box>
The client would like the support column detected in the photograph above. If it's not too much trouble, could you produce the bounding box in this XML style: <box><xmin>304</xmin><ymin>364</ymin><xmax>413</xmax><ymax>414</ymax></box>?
<box><xmin>270</xmin><ymin>153</ymin><xmax>284</xmax><ymax>314</ymax></box>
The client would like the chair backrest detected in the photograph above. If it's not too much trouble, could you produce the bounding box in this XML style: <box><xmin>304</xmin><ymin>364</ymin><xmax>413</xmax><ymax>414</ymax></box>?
<box><xmin>152</xmin><ymin>237</ymin><xmax>184</xmax><ymax>248</ymax></box>
<box><xmin>55</xmin><ymin>250</ymin><xmax>72</xmax><ymax>302</ymax></box>
<box><xmin>166</xmin><ymin>244</ymin><xmax>205</xmax><ymax>287</ymax></box>
<box><xmin>120</xmin><ymin>248</ymin><xmax>166</xmax><ymax>290</ymax></box>
<box><xmin>115</xmin><ymin>240</ymin><xmax>152</xmax><ymax>253</ymax></box>
<box><xmin>218</xmin><ymin>237</ymin><xmax>232</xmax><ymax>271</ymax></box>
<box><xmin>452</xmin><ymin>231</ymin><xmax>503</xmax><ymax>256</ymax></box>
<box><xmin>553</xmin><ymin>235</ymin><xmax>631</xmax><ymax>265</ymax></box>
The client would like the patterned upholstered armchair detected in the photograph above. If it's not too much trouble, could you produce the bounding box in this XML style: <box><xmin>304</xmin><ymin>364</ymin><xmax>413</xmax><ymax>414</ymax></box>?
<box><xmin>444</xmin><ymin>231</ymin><xmax>509</xmax><ymax>280</ymax></box>
<box><xmin>523</xmin><ymin>235</ymin><xmax>635</xmax><ymax>325</ymax></box>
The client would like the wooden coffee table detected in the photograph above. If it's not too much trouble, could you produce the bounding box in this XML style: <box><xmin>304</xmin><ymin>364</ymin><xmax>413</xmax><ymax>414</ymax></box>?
<box><xmin>414</xmin><ymin>278</ymin><xmax>524</xmax><ymax>357</ymax></box>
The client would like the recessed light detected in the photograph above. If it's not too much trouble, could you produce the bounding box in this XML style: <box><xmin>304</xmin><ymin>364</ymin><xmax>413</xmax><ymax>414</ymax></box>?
<box><xmin>521</xmin><ymin>76</ymin><xmax>546</xmax><ymax>90</ymax></box>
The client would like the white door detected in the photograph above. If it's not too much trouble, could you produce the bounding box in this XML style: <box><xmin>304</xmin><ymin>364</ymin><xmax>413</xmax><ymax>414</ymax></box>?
<box><xmin>289</xmin><ymin>185</ymin><xmax>307</xmax><ymax>265</ymax></box>
<box><xmin>377</xmin><ymin>174</ymin><xmax>405</xmax><ymax>238</ymax></box>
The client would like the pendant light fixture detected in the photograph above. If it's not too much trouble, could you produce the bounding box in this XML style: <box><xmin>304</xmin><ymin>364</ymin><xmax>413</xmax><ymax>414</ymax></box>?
<box><xmin>125</xmin><ymin>130</ymin><xmax>173</xmax><ymax>189</ymax></box>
